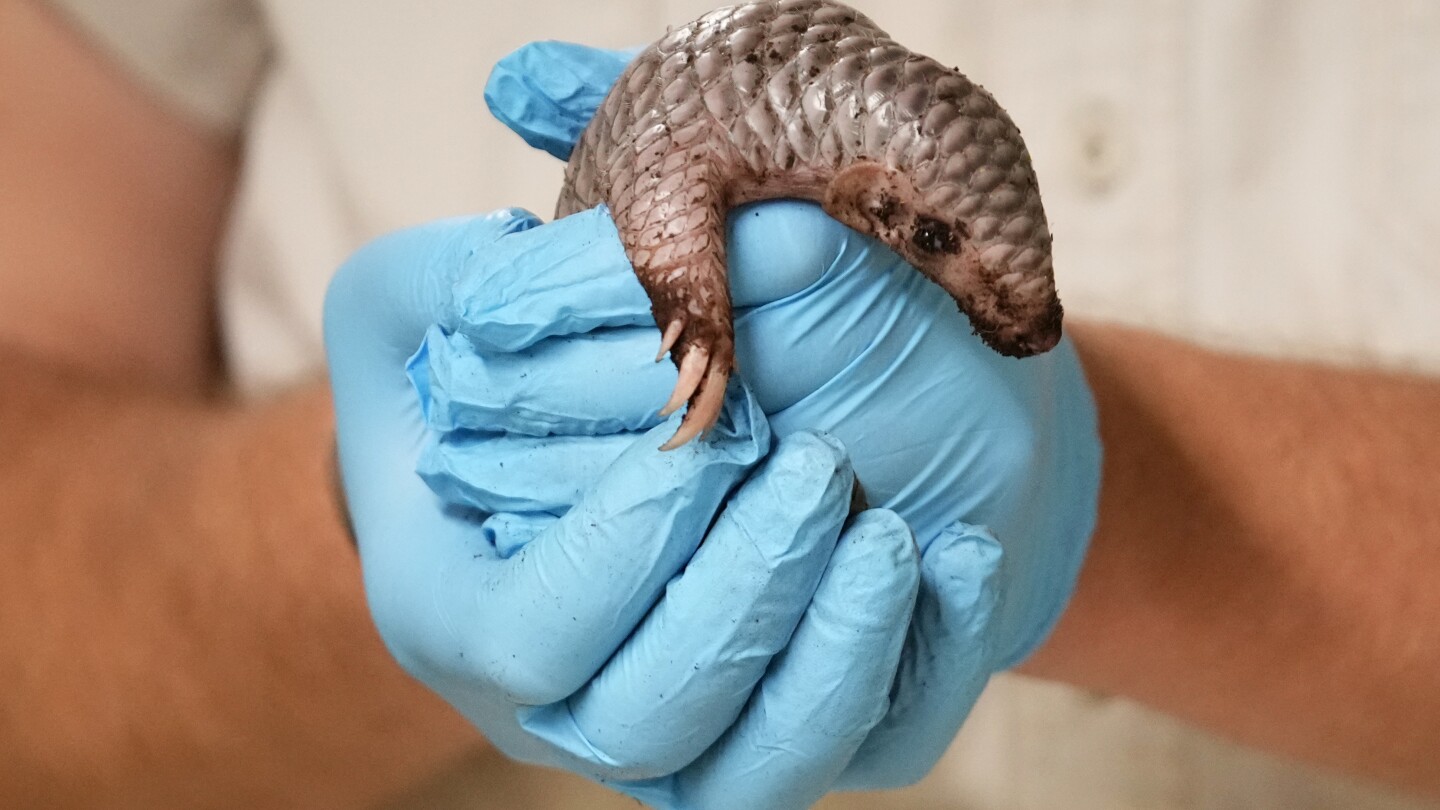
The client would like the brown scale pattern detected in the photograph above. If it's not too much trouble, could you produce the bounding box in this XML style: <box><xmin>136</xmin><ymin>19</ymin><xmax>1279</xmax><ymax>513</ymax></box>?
<box><xmin>558</xmin><ymin>0</ymin><xmax>1062</xmax><ymax>449</ymax></box>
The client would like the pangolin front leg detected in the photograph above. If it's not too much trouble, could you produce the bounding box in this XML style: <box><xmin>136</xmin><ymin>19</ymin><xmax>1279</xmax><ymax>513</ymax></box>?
<box><xmin>610</xmin><ymin>146</ymin><xmax>734</xmax><ymax>450</ymax></box>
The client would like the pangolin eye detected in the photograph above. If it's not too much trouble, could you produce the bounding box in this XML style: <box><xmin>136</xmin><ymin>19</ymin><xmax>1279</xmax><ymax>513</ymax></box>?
<box><xmin>912</xmin><ymin>216</ymin><xmax>962</xmax><ymax>254</ymax></box>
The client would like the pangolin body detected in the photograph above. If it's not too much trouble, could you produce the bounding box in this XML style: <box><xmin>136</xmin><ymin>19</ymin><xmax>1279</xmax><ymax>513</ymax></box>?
<box><xmin>558</xmin><ymin>0</ymin><xmax>1062</xmax><ymax>449</ymax></box>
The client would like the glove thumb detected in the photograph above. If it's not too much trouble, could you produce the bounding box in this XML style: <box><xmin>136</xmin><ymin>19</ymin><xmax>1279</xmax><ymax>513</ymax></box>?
<box><xmin>485</xmin><ymin>41</ymin><xmax>641</xmax><ymax>160</ymax></box>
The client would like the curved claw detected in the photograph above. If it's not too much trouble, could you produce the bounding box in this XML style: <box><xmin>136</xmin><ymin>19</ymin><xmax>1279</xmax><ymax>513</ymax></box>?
<box><xmin>656</xmin><ymin>319</ymin><xmax>684</xmax><ymax>362</ymax></box>
<box><xmin>659</xmin><ymin>363</ymin><xmax>729</xmax><ymax>451</ymax></box>
<box><xmin>659</xmin><ymin>347</ymin><xmax>708</xmax><ymax>417</ymax></box>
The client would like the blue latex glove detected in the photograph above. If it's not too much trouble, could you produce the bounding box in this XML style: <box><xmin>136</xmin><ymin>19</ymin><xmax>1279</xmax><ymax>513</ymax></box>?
<box><xmin>327</xmin><ymin>207</ymin><xmax>924</xmax><ymax>810</ymax></box>
<box><xmin>328</xmin><ymin>41</ymin><xmax>1100</xmax><ymax>810</ymax></box>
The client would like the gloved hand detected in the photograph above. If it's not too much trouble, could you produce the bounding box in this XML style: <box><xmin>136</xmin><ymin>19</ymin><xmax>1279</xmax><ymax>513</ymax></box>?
<box><xmin>327</xmin><ymin>206</ymin><xmax>924</xmax><ymax>810</ymax></box>
<box><xmin>477</xmin><ymin>40</ymin><xmax>1101</xmax><ymax>789</ymax></box>
<box><xmin>327</xmin><ymin>41</ymin><xmax>1101</xmax><ymax>810</ymax></box>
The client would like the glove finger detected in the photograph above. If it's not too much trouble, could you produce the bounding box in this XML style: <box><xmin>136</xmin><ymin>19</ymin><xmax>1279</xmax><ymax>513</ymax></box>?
<box><xmin>446</xmin><ymin>206</ymin><xmax>652</xmax><ymax>352</ymax></box>
<box><xmin>724</xmin><ymin>200</ymin><xmax>862</xmax><ymax>310</ymax></box>
<box><xmin>629</xmin><ymin>509</ymin><xmax>919</xmax><ymax>810</ymax></box>
<box><xmin>733</xmin><ymin>218</ymin><xmax>923</xmax><ymax>416</ymax></box>
<box><xmin>485</xmin><ymin>42</ymin><xmax>640</xmax><ymax>160</ymax></box>
<box><xmin>327</xmin><ymin>211</ymin><xmax>543</xmax><ymax>581</ymax></box>
<box><xmin>449</xmin><ymin>201</ymin><xmax>858</xmax><ymax>353</ymax></box>
<box><xmin>326</xmin><ymin>209</ymin><xmax>542</xmax><ymax>367</ymax></box>
<box><xmin>425</xmin><ymin>385</ymin><xmax>770</xmax><ymax>707</ymax></box>
<box><xmin>516</xmin><ymin>431</ymin><xmax>853</xmax><ymax>780</ymax></box>
<box><xmin>412</xmin><ymin>321</ymin><xmax>709</xmax><ymax>515</ymax></box>
<box><xmin>834</xmin><ymin>522</ymin><xmax>1005</xmax><ymax>791</ymax></box>
<box><xmin>412</xmin><ymin>325</ymin><xmax>671</xmax><ymax>436</ymax></box>
<box><xmin>327</xmin><ymin>210</ymin><xmax>543</xmax><ymax>456</ymax></box>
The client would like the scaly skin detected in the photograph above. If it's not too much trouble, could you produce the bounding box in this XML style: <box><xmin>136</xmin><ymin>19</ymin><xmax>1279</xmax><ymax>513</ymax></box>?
<box><xmin>558</xmin><ymin>0</ymin><xmax>1062</xmax><ymax>449</ymax></box>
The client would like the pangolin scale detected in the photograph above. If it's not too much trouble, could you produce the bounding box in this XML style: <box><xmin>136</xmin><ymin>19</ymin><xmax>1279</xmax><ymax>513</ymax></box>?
<box><xmin>557</xmin><ymin>0</ymin><xmax>1062</xmax><ymax>449</ymax></box>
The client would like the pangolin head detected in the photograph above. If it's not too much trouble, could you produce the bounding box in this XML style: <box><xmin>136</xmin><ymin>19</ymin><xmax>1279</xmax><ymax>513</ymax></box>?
<box><xmin>823</xmin><ymin>154</ymin><xmax>1063</xmax><ymax>358</ymax></box>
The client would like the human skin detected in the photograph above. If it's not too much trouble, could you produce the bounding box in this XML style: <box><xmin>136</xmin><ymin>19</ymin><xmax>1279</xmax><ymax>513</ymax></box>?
<box><xmin>0</xmin><ymin>1</ymin><xmax>480</xmax><ymax>807</ymax></box>
<box><xmin>2</xmin><ymin>0</ymin><xmax>1437</xmax><ymax>806</ymax></box>
<box><xmin>1023</xmin><ymin>324</ymin><xmax>1440</xmax><ymax>797</ymax></box>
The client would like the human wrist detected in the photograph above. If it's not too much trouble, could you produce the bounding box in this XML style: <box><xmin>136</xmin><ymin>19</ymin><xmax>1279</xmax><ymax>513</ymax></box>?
<box><xmin>1013</xmin><ymin>322</ymin><xmax>1193</xmax><ymax>688</ymax></box>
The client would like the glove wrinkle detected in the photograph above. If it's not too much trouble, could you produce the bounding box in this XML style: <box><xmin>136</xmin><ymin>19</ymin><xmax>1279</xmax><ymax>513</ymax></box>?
<box><xmin>450</xmin><ymin>208</ymin><xmax>649</xmax><ymax>352</ymax></box>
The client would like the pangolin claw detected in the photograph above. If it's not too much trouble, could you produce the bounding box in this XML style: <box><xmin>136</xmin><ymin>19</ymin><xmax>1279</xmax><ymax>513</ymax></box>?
<box><xmin>658</xmin><ymin>362</ymin><xmax>730</xmax><ymax>451</ymax></box>
<box><xmin>656</xmin><ymin>319</ymin><xmax>684</xmax><ymax>362</ymax></box>
<box><xmin>659</xmin><ymin>346</ymin><xmax>708</xmax><ymax>418</ymax></box>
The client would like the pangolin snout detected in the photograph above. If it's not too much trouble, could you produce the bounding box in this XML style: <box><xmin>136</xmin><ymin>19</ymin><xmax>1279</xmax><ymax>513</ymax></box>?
<box><xmin>978</xmin><ymin>308</ymin><xmax>1063</xmax><ymax>358</ymax></box>
<box><xmin>958</xmin><ymin>255</ymin><xmax>1064</xmax><ymax>358</ymax></box>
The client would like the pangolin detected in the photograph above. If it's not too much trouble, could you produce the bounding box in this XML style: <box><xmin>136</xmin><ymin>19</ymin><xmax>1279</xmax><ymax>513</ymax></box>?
<box><xmin>557</xmin><ymin>0</ymin><xmax>1062</xmax><ymax>449</ymax></box>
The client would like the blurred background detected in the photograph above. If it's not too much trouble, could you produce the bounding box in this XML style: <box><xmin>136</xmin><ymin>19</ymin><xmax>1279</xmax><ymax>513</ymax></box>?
<box><xmin>27</xmin><ymin>0</ymin><xmax>1440</xmax><ymax>807</ymax></box>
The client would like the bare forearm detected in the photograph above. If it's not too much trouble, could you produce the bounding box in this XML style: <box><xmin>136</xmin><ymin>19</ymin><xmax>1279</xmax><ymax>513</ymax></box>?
<box><xmin>0</xmin><ymin>4</ymin><xmax>484</xmax><ymax>802</ymax></box>
<box><xmin>1023</xmin><ymin>324</ymin><xmax>1440</xmax><ymax>796</ymax></box>
<box><xmin>0</xmin><ymin>350</ymin><xmax>478</xmax><ymax>809</ymax></box>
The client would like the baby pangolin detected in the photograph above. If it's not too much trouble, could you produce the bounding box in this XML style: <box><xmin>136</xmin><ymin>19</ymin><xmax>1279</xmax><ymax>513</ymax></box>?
<box><xmin>557</xmin><ymin>0</ymin><xmax>1062</xmax><ymax>449</ymax></box>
